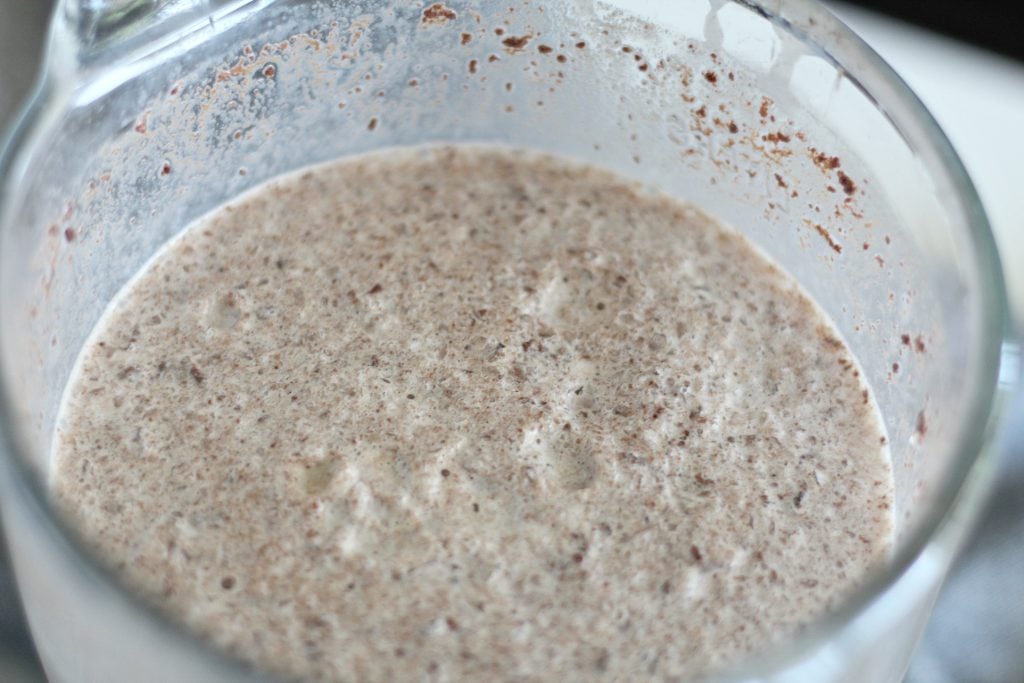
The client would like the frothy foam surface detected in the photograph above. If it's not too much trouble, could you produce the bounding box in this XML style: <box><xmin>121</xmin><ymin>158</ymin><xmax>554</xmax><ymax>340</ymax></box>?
<box><xmin>53</xmin><ymin>146</ymin><xmax>893</xmax><ymax>681</ymax></box>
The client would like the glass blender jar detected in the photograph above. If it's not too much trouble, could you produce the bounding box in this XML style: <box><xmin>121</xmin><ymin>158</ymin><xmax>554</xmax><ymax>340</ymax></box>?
<box><xmin>0</xmin><ymin>1</ymin><xmax>1016</xmax><ymax>681</ymax></box>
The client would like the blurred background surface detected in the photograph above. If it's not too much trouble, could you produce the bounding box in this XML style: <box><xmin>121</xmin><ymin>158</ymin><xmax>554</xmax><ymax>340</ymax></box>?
<box><xmin>0</xmin><ymin>1</ymin><xmax>1021</xmax><ymax>681</ymax></box>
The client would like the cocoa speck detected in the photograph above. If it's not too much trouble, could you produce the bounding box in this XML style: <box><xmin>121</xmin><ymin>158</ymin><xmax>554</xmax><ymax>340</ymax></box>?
<box><xmin>421</xmin><ymin>3</ymin><xmax>456</xmax><ymax>24</ymax></box>
<box><xmin>502</xmin><ymin>35</ymin><xmax>530</xmax><ymax>51</ymax></box>
<box><xmin>837</xmin><ymin>171</ymin><xmax>857</xmax><ymax>196</ymax></box>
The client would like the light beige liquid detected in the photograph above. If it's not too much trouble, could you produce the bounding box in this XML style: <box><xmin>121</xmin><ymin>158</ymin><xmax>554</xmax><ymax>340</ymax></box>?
<box><xmin>53</xmin><ymin>146</ymin><xmax>893</xmax><ymax>682</ymax></box>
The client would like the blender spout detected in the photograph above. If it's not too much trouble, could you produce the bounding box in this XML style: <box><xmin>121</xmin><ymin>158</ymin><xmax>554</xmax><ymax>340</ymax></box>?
<box><xmin>53</xmin><ymin>0</ymin><xmax>258</xmax><ymax>75</ymax></box>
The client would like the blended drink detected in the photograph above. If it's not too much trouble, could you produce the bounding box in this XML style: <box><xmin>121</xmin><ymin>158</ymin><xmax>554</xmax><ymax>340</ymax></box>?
<box><xmin>52</xmin><ymin>146</ymin><xmax>893</xmax><ymax>681</ymax></box>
